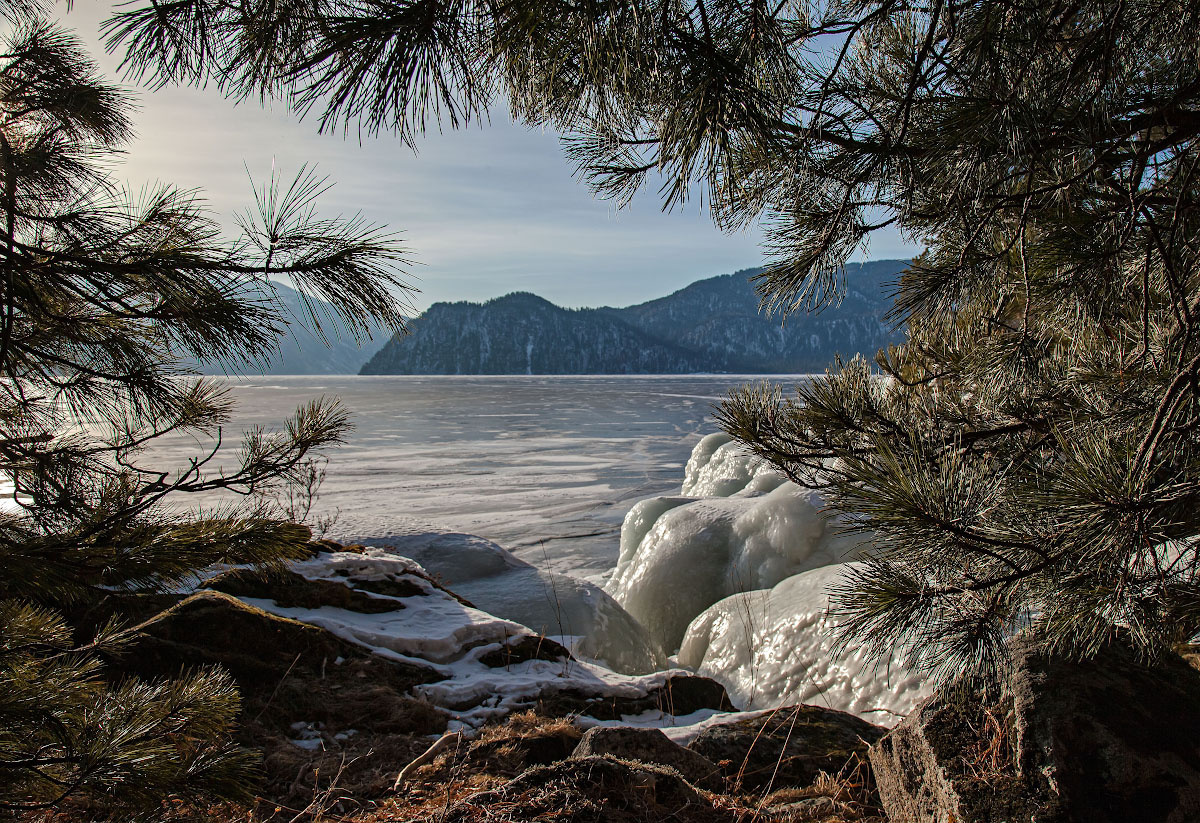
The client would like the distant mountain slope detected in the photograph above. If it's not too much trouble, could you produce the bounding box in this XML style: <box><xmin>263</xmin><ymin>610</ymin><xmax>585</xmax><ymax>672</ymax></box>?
<box><xmin>361</xmin><ymin>260</ymin><xmax>908</xmax><ymax>375</ymax></box>
<box><xmin>360</xmin><ymin>292</ymin><xmax>709</xmax><ymax>374</ymax></box>
<box><xmin>608</xmin><ymin>260</ymin><xmax>905</xmax><ymax>372</ymax></box>
<box><xmin>191</xmin><ymin>281</ymin><xmax>391</xmax><ymax>375</ymax></box>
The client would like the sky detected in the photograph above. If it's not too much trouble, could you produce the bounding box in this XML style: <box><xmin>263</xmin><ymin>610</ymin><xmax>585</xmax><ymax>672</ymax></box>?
<box><xmin>59</xmin><ymin>3</ymin><xmax>918</xmax><ymax>314</ymax></box>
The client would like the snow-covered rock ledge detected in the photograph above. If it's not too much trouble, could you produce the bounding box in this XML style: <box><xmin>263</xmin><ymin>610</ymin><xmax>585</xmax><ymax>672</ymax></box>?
<box><xmin>209</xmin><ymin>546</ymin><xmax>730</xmax><ymax>732</ymax></box>
<box><xmin>338</xmin><ymin>527</ymin><xmax>666</xmax><ymax>675</ymax></box>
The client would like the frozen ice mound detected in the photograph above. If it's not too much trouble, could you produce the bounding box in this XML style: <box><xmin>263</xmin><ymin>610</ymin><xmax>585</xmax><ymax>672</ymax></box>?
<box><xmin>677</xmin><ymin>563</ymin><xmax>930</xmax><ymax>726</ymax></box>
<box><xmin>608</xmin><ymin>482</ymin><xmax>864</xmax><ymax>653</ymax></box>
<box><xmin>346</xmin><ymin>528</ymin><xmax>665</xmax><ymax>674</ymax></box>
<box><xmin>681</xmin><ymin>432</ymin><xmax>788</xmax><ymax>497</ymax></box>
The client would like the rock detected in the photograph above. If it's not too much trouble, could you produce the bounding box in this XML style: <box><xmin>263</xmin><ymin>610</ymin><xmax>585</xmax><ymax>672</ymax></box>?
<box><xmin>462</xmin><ymin>715</ymin><xmax>584</xmax><ymax>776</ymax></box>
<box><xmin>687</xmin><ymin>705</ymin><xmax>885</xmax><ymax>793</ymax></box>
<box><xmin>346</xmin><ymin>530</ymin><xmax>667</xmax><ymax>674</ymax></box>
<box><xmin>203</xmin><ymin>567</ymin><xmax>408</xmax><ymax>613</ymax></box>
<box><xmin>105</xmin><ymin>591</ymin><xmax>448</xmax><ymax>803</ymax></box>
<box><xmin>869</xmin><ymin>637</ymin><xmax>1200</xmax><ymax>823</ymax></box>
<box><xmin>477</xmin><ymin>633</ymin><xmax>573</xmax><ymax>668</ymax></box>
<box><xmin>432</xmin><ymin>755</ymin><xmax>740</xmax><ymax>823</ymax></box>
<box><xmin>571</xmin><ymin>726</ymin><xmax>724</xmax><ymax>791</ymax></box>
<box><xmin>532</xmin><ymin>673</ymin><xmax>735</xmax><ymax>720</ymax></box>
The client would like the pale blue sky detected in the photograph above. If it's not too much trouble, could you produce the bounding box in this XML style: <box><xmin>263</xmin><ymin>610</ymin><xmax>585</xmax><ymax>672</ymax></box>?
<box><xmin>61</xmin><ymin>3</ymin><xmax>918</xmax><ymax>313</ymax></box>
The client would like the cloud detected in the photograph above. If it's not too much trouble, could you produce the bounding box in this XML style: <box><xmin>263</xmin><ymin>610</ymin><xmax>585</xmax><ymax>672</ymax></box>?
<box><xmin>58</xmin><ymin>3</ymin><xmax>917</xmax><ymax>312</ymax></box>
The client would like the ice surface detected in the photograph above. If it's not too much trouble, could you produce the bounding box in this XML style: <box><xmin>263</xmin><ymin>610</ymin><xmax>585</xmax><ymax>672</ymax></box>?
<box><xmin>681</xmin><ymin>432</ymin><xmax>788</xmax><ymax>497</ymax></box>
<box><xmin>677</xmin><ymin>563</ymin><xmax>929</xmax><ymax>726</ymax></box>
<box><xmin>348</xmin><ymin>529</ymin><xmax>665</xmax><ymax>674</ymax></box>
<box><xmin>140</xmin><ymin>375</ymin><xmax>773</xmax><ymax>583</ymax></box>
<box><xmin>608</xmin><ymin>483</ymin><xmax>865</xmax><ymax>652</ymax></box>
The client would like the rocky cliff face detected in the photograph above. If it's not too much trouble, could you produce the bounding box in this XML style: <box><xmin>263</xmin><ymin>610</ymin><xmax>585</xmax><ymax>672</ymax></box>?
<box><xmin>362</xmin><ymin>260</ymin><xmax>907</xmax><ymax>375</ymax></box>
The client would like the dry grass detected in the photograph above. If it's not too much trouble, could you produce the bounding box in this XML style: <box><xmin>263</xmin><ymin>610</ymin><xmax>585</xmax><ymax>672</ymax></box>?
<box><xmin>756</xmin><ymin>753</ymin><xmax>887</xmax><ymax>822</ymax></box>
<box><xmin>959</xmin><ymin>703</ymin><xmax>1016</xmax><ymax>782</ymax></box>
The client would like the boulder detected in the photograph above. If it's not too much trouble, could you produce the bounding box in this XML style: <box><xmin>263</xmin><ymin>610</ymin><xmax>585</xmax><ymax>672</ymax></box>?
<box><xmin>204</xmin><ymin>567</ymin><xmax>410</xmax><ymax>614</ymax></box>
<box><xmin>687</xmin><ymin>705</ymin><xmax>885</xmax><ymax>793</ymax></box>
<box><xmin>869</xmin><ymin>637</ymin><xmax>1200</xmax><ymax>823</ymax></box>
<box><xmin>532</xmin><ymin>673</ymin><xmax>735</xmax><ymax>721</ymax></box>
<box><xmin>433</xmin><ymin>755</ymin><xmax>738</xmax><ymax>823</ymax></box>
<box><xmin>346</xmin><ymin>530</ymin><xmax>667</xmax><ymax>674</ymax></box>
<box><xmin>572</xmin><ymin>726</ymin><xmax>724</xmax><ymax>791</ymax></box>
<box><xmin>466</xmin><ymin>717</ymin><xmax>583</xmax><ymax>775</ymax></box>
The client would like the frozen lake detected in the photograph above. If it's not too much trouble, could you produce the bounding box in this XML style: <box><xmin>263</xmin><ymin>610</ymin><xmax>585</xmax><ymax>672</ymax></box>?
<box><xmin>148</xmin><ymin>375</ymin><xmax>808</xmax><ymax>582</ymax></box>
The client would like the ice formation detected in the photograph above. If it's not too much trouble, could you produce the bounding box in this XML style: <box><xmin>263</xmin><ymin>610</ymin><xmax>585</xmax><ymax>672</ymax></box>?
<box><xmin>343</xmin><ymin>529</ymin><xmax>665</xmax><ymax>674</ymax></box>
<box><xmin>681</xmin><ymin>432</ymin><xmax>788</xmax><ymax>497</ymax></box>
<box><xmin>608</xmin><ymin>449</ymin><xmax>864</xmax><ymax>652</ymax></box>
<box><xmin>677</xmin><ymin>563</ymin><xmax>930</xmax><ymax>726</ymax></box>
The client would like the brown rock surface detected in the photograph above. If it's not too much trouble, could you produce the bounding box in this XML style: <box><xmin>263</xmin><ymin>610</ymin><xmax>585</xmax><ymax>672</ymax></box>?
<box><xmin>688</xmin><ymin>705</ymin><xmax>885</xmax><ymax>792</ymax></box>
<box><xmin>870</xmin><ymin>637</ymin><xmax>1200</xmax><ymax>823</ymax></box>
<box><xmin>572</xmin><ymin>726</ymin><xmax>724</xmax><ymax>791</ymax></box>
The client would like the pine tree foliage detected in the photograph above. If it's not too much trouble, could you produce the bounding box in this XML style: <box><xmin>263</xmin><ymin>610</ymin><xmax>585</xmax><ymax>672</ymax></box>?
<box><xmin>0</xmin><ymin>3</ymin><xmax>412</xmax><ymax>813</ymax></box>
<box><xmin>101</xmin><ymin>0</ymin><xmax>1200</xmax><ymax>685</ymax></box>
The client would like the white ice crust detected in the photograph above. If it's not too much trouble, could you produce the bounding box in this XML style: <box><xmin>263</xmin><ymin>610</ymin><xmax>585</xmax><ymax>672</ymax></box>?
<box><xmin>608</xmin><ymin>467</ymin><xmax>864</xmax><ymax>652</ymax></box>
<box><xmin>677</xmin><ymin>563</ymin><xmax>930</xmax><ymax>726</ymax></box>
<box><xmin>681</xmin><ymin>432</ymin><xmax>788</xmax><ymax>498</ymax></box>
<box><xmin>348</xmin><ymin>528</ymin><xmax>665</xmax><ymax>674</ymax></box>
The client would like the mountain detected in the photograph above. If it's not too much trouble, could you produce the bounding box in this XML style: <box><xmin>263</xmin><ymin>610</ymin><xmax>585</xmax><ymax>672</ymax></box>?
<box><xmin>361</xmin><ymin>260</ymin><xmax>908</xmax><ymax>375</ymax></box>
<box><xmin>191</xmin><ymin>281</ymin><xmax>391</xmax><ymax>375</ymax></box>
<box><xmin>360</xmin><ymin>292</ymin><xmax>710</xmax><ymax>374</ymax></box>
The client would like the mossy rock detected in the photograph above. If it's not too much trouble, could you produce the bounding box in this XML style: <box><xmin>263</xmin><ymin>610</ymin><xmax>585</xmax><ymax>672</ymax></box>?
<box><xmin>572</xmin><ymin>726</ymin><xmax>725</xmax><ymax>791</ymax></box>
<box><xmin>870</xmin><ymin>637</ymin><xmax>1200</xmax><ymax>823</ymax></box>
<box><xmin>533</xmin><ymin>674</ymin><xmax>734</xmax><ymax>720</ymax></box>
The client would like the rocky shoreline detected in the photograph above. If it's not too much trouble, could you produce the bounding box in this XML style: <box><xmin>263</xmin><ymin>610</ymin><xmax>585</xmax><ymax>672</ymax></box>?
<box><xmin>57</xmin><ymin>535</ymin><xmax>1200</xmax><ymax>823</ymax></box>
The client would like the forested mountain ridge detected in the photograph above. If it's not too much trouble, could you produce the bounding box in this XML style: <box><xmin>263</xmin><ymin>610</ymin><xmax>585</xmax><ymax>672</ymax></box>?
<box><xmin>361</xmin><ymin>260</ymin><xmax>908</xmax><ymax>375</ymax></box>
<box><xmin>359</xmin><ymin>291</ymin><xmax>710</xmax><ymax>374</ymax></box>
